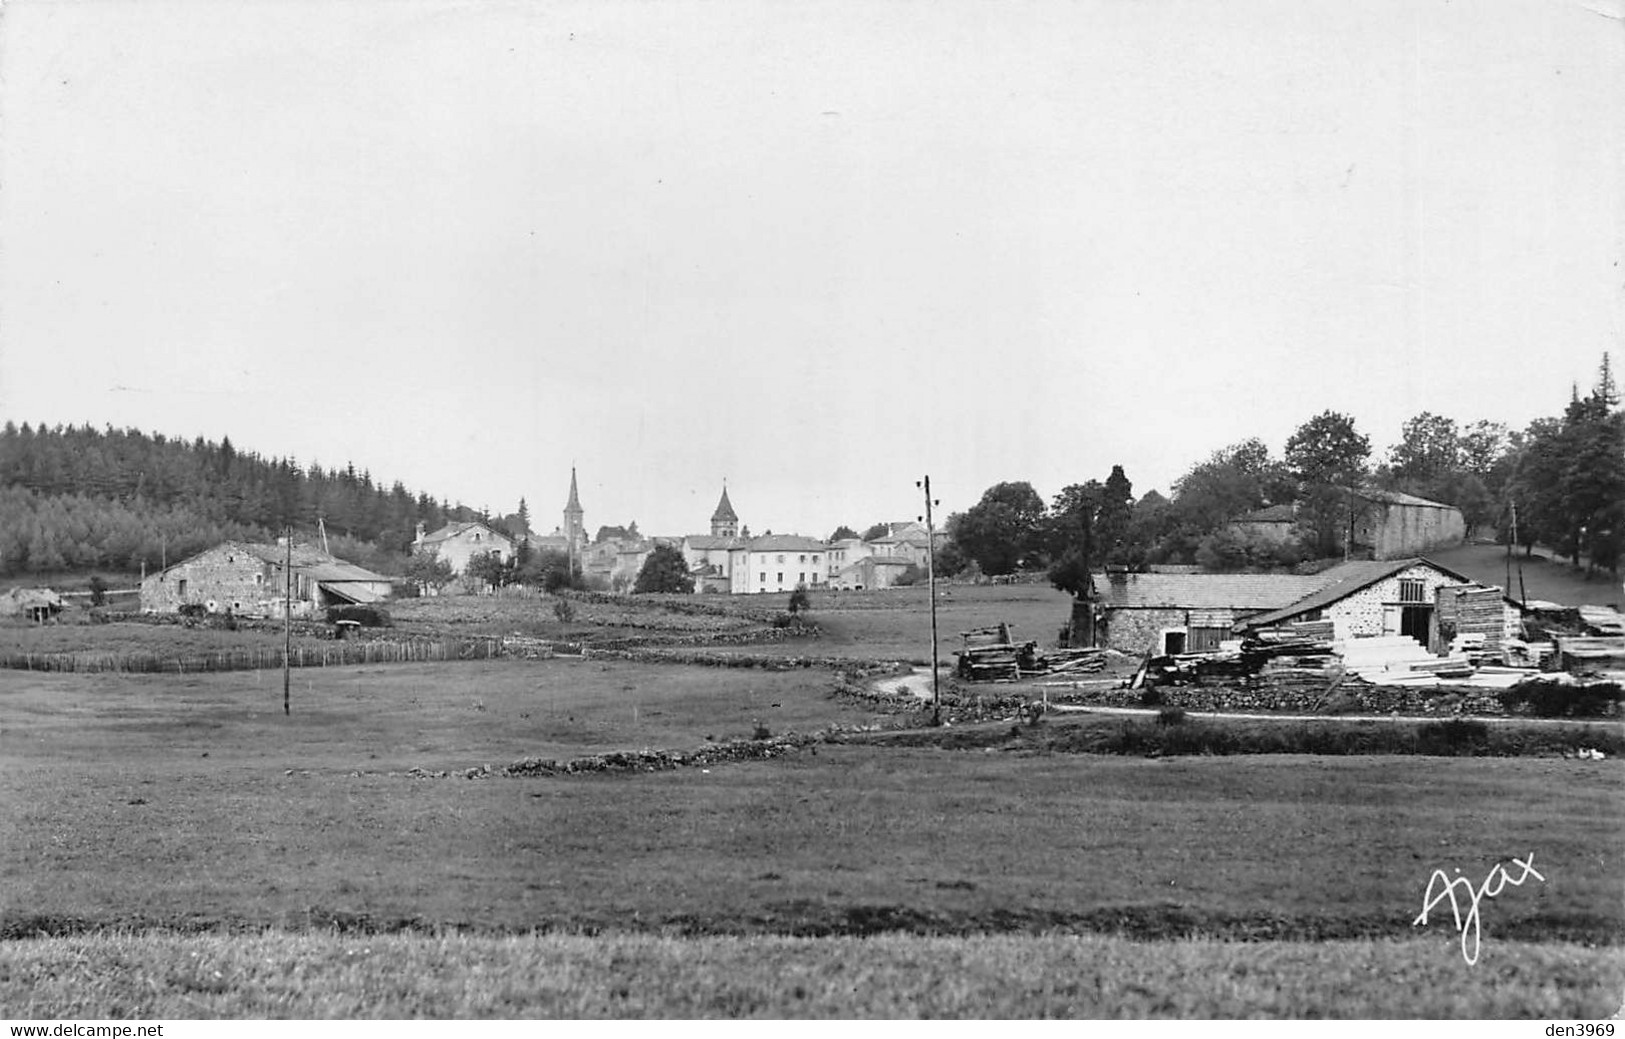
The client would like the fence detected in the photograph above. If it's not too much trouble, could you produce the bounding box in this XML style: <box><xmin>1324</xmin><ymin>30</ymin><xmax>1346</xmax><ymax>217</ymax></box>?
<box><xmin>0</xmin><ymin>637</ymin><xmax>505</xmax><ymax>675</ymax></box>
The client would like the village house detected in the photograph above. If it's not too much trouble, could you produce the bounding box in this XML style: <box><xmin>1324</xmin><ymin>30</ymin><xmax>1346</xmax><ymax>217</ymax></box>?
<box><xmin>831</xmin><ymin>554</ymin><xmax>917</xmax><ymax>591</ymax></box>
<box><xmin>412</xmin><ymin>520</ymin><xmax>514</xmax><ymax>575</ymax></box>
<box><xmin>139</xmin><ymin>539</ymin><xmax>394</xmax><ymax>618</ymax></box>
<box><xmin>823</xmin><ymin>537</ymin><xmax>870</xmax><ymax>582</ymax></box>
<box><xmin>866</xmin><ymin>521</ymin><xmax>934</xmax><ymax>568</ymax></box>
<box><xmin>729</xmin><ymin>534</ymin><xmax>827</xmax><ymax>595</ymax></box>
<box><xmin>1227</xmin><ymin>504</ymin><xmax>1300</xmax><ymax>546</ymax></box>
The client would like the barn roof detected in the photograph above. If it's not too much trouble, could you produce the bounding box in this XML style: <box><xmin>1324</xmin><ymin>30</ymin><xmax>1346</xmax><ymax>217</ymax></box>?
<box><xmin>1094</xmin><ymin>572</ymin><xmax>1328</xmax><ymax>612</ymax></box>
<box><xmin>1239</xmin><ymin>557</ymin><xmax>1479</xmax><ymax>628</ymax></box>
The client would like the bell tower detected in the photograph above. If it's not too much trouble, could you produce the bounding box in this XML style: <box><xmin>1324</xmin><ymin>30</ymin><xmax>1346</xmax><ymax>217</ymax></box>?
<box><xmin>563</xmin><ymin>467</ymin><xmax>585</xmax><ymax>549</ymax></box>
<box><xmin>710</xmin><ymin>484</ymin><xmax>739</xmax><ymax>538</ymax></box>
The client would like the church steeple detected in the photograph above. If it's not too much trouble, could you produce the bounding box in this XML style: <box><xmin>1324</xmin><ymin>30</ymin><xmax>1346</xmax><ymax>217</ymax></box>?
<box><xmin>710</xmin><ymin>484</ymin><xmax>739</xmax><ymax>538</ymax></box>
<box><xmin>563</xmin><ymin>467</ymin><xmax>585</xmax><ymax>547</ymax></box>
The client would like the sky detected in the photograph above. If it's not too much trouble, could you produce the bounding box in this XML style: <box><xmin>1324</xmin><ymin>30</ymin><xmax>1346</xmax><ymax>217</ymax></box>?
<box><xmin>1</xmin><ymin>0</ymin><xmax>1620</xmax><ymax>540</ymax></box>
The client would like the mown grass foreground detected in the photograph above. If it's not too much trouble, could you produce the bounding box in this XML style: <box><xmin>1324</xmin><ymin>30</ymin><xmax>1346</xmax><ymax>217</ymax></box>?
<box><xmin>3</xmin><ymin>932</ymin><xmax>1619</xmax><ymax>1018</ymax></box>
<box><xmin>3</xmin><ymin>659</ymin><xmax>1623</xmax><ymax>1017</ymax></box>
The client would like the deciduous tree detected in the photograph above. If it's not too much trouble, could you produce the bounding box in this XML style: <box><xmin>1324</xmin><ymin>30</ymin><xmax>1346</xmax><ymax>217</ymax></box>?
<box><xmin>634</xmin><ymin>543</ymin><xmax>693</xmax><ymax>593</ymax></box>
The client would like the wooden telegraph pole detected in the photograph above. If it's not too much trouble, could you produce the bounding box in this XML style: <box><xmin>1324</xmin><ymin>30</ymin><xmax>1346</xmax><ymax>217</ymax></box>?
<box><xmin>283</xmin><ymin>527</ymin><xmax>292</xmax><ymax>716</ymax></box>
<box><xmin>918</xmin><ymin>476</ymin><xmax>941</xmax><ymax>725</ymax></box>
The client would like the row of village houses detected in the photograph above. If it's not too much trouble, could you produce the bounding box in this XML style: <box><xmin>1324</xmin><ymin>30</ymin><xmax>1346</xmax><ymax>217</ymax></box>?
<box><xmin>127</xmin><ymin>476</ymin><xmax>1550</xmax><ymax>659</ymax></box>
<box><xmin>135</xmin><ymin>484</ymin><xmax>938</xmax><ymax>619</ymax></box>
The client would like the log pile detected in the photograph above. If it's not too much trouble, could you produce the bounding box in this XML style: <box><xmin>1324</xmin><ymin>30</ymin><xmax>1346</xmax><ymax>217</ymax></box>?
<box><xmin>953</xmin><ymin>623</ymin><xmax>1110</xmax><ymax>681</ymax></box>
<box><xmin>955</xmin><ymin>624</ymin><xmax>1026</xmax><ymax>681</ymax></box>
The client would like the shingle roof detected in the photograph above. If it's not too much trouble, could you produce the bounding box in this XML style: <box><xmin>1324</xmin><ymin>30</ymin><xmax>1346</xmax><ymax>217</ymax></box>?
<box><xmin>1094</xmin><ymin>572</ymin><xmax>1329</xmax><ymax>611</ymax></box>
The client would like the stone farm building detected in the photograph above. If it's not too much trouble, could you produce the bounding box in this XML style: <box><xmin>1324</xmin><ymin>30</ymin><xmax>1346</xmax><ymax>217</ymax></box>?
<box><xmin>1236</xmin><ymin>558</ymin><xmax>1520</xmax><ymax>653</ymax></box>
<box><xmin>412</xmin><ymin>520</ymin><xmax>514</xmax><ymax>576</ymax></box>
<box><xmin>1082</xmin><ymin>571</ymin><xmax>1329</xmax><ymax>655</ymax></box>
<box><xmin>1081</xmin><ymin>558</ymin><xmax>1519</xmax><ymax>656</ymax></box>
<box><xmin>2</xmin><ymin>587</ymin><xmax>65</xmax><ymax>623</ymax></box>
<box><xmin>140</xmin><ymin>540</ymin><xmax>394</xmax><ymax>618</ymax></box>
<box><xmin>1347</xmin><ymin>489</ymin><xmax>1466</xmax><ymax>560</ymax></box>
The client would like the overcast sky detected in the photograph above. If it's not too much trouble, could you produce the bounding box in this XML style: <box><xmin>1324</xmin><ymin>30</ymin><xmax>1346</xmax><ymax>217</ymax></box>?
<box><xmin>1</xmin><ymin>0</ymin><xmax>1619</xmax><ymax>539</ymax></box>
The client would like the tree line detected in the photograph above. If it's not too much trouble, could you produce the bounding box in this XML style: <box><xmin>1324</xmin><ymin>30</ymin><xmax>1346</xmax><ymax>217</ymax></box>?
<box><xmin>0</xmin><ymin>423</ymin><xmax>491</xmax><ymax>577</ymax></box>
<box><xmin>942</xmin><ymin>354</ymin><xmax>1623</xmax><ymax>589</ymax></box>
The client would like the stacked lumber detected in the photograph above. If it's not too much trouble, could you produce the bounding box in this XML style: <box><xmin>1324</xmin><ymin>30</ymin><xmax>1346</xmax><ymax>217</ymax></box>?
<box><xmin>1037</xmin><ymin>648</ymin><xmax>1107</xmax><ymax>675</ymax></box>
<box><xmin>956</xmin><ymin>647</ymin><xmax>1021</xmax><ymax>681</ymax></box>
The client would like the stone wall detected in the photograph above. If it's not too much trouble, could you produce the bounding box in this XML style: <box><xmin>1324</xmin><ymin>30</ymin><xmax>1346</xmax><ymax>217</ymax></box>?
<box><xmin>1356</xmin><ymin>502</ymin><xmax>1466</xmax><ymax>560</ymax></box>
<box><xmin>138</xmin><ymin>542</ymin><xmax>310</xmax><ymax>618</ymax></box>
<box><xmin>1078</xmin><ymin>679</ymin><xmax>1511</xmax><ymax>717</ymax></box>
<box><xmin>1323</xmin><ymin>563</ymin><xmax>1458</xmax><ymax>640</ymax></box>
<box><xmin>1098</xmin><ymin>607</ymin><xmax>1187</xmax><ymax>655</ymax></box>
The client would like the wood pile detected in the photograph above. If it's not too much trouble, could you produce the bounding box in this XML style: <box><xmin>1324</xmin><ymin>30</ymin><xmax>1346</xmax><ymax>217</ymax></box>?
<box><xmin>1034</xmin><ymin>647</ymin><xmax>1108</xmax><ymax>675</ymax></box>
<box><xmin>1436</xmin><ymin>585</ymin><xmax>1509</xmax><ymax>656</ymax></box>
<box><xmin>953</xmin><ymin>623</ymin><xmax>1109</xmax><ymax>681</ymax></box>
<box><xmin>955</xmin><ymin>624</ymin><xmax>1026</xmax><ymax>681</ymax></box>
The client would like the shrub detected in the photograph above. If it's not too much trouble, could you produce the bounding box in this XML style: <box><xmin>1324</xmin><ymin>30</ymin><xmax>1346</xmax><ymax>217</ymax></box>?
<box><xmin>787</xmin><ymin>586</ymin><xmax>810</xmax><ymax>615</ymax></box>
<box><xmin>1499</xmin><ymin>679</ymin><xmax>1624</xmax><ymax>719</ymax></box>
<box><xmin>1416</xmin><ymin>718</ymin><xmax>1492</xmax><ymax>755</ymax></box>
<box><xmin>1157</xmin><ymin>707</ymin><xmax>1187</xmax><ymax>726</ymax></box>
<box><xmin>553</xmin><ymin>598</ymin><xmax>576</xmax><ymax>623</ymax></box>
<box><xmin>1138</xmin><ymin>686</ymin><xmax>1164</xmax><ymax>707</ymax></box>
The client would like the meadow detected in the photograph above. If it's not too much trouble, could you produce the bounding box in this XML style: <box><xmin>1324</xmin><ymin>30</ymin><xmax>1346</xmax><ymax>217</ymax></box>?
<box><xmin>1</xmin><ymin>584</ymin><xmax>1622</xmax><ymax>1018</ymax></box>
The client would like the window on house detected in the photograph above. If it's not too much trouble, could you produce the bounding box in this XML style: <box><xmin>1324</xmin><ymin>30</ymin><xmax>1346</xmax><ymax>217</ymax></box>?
<box><xmin>1399</xmin><ymin>578</ymin><xmax>1427</xmax><ymax>603</ymax></box>
<box><xmin>254</xmin><ymin>574</ymin><xmax>264</xmax><ymax>586</ymax></box>
<box><xmin>759</xmin><ymin>573</ymin><xmax>766</xmax><ymax>584</ymax></box>
<box><xmin>177</xmin><ymin>579</ymin><xmax>188</xmax><ymax>596</ymax></box>
<box><xmin>799</xmin><ymin>573</ymin><xmax>805</xmax><ymax>582</ymax></box>
<box><xmin>799</xmin><ymin>555</ymin><xmax>806</xmax><ymax>563</ymax></box>
<box><xmin>777</xmin><ymin>572</ymin><xmax>784</xmax><ymax>584</ymax></box>
<box><xmin>777</xmin><ymin>555</ymin><xmax>785</xmax><ymax>563</ymax></box>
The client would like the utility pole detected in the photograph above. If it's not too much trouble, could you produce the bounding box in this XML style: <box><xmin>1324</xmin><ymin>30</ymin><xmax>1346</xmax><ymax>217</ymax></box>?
<box><xmin>918</xmin><ymin>476</ymin><xmax>941</xmax><ymax>726</ymax></box>
<box><xmin>283</xmin><ymin>527</ymin><xmax>292</xmax><ymax>716</ymax></box>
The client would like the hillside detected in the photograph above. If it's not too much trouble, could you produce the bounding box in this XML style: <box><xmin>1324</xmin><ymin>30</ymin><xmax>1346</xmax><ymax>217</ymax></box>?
<box><xmin>1426</xmin><ymin>542</ymin><xmax>1623</xmax><ymax>609</ymax></box>
<box><xmin>0</xmin><ymin>423</ymin><xmax>487</xmax><ymax>578</ymax></box>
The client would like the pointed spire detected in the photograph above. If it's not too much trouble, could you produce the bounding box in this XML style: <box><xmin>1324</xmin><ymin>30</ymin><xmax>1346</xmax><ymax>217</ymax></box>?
<box><xmin>566</xmin><ymin>467</ymin><xmax>583</xmax><ymax>512</ymax></box>
<box><xmin>711</xmin><ymin>485</ymin><xmax>737</xmax><ymax>523</ymax></box>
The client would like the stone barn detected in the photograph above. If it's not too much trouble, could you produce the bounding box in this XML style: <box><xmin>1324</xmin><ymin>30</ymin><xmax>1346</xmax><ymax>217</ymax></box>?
<box><xmin>140</xmin><ymin>539</ymin><xmax>394</xmax><ymax>618</ymax></box>
<box><xmin>1081</xmin><ymin>572</ymin><xmax>1329</xmax><ymax>655</ymax></box>
<box><xmin>1347</xmin><ymin>489</ymin><xmax>1466</xmax><ymax>560</ymax></box>
<box><xmin>1237</xmin><ymin>558</ymin><xmax>1520</xmax><ymax>648</ymax></box>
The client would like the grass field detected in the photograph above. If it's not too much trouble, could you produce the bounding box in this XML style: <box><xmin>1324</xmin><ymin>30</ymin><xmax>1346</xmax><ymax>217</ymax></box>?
<box><xmin>1429</xmin><ymin>542</ymin><xmax>1623</xmax><ymax>609</ymax></box>
<box><xmin>3</xmin><ymin>582</ymin><xmax>1623</xmax><ymax>1018</ymax></box>
<box><xmin>4</xmin><ymin>932</ymin><xmax>1618</xmax><ymax>1018</ymax></box>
